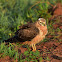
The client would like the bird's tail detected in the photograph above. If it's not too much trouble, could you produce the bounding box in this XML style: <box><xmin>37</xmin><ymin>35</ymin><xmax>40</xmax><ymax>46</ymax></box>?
<box><xmin>3</xmin><ymin>36</ymin><xmax>19</xmax><ymax>44</ymax></box>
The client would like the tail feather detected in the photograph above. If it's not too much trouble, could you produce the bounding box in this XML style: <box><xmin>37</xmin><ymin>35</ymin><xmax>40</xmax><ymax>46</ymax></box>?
<box><xmin>3</xmin><ymin>36</ymin><xmax>25</xmax><ymax>44</ymax></box>
<box><xmin>3</xmin><ymin>36</ymin><xmax>19</xmax><ymax>44</ymax></box>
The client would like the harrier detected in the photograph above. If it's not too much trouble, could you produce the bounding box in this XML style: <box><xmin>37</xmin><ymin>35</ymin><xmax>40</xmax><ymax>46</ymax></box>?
<box><xmin>4</xmin><ymin>18</ymin><xmax>48</xmax><ymax>51</ymax></box>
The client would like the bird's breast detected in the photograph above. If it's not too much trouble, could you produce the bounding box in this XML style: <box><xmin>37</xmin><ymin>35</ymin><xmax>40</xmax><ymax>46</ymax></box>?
<box><xmin>40</xmin><ymin>26</ymin><xmax>48</xmax><ymax>35</ymax></box>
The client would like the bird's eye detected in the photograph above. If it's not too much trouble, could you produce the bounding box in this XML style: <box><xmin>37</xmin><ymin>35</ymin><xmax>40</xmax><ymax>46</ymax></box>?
<box><xmin>39</xmin><ymin>22</ymin><xmax>45</xmax><ymax>26</ymax></box>
<box><xmin>39</xmin><ymin>22</ymin><xmax>42</xmax><ymax>24</ymax></box>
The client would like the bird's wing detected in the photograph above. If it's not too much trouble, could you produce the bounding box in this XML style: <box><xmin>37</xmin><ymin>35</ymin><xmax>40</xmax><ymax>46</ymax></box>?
<box><xmin>19</xmin><ymin>23</ymin><xmax>34</xmax><ymax>29</ymax></box>
<box><xmin>15</xmin><ymin>26</ymin><xmax>39</xmax><ymax>41</ymax></box>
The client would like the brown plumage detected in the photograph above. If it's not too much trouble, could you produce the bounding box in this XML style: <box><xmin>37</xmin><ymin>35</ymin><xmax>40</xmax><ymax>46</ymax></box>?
<box><xmin>15</xmin><ymin>23</ymin><xmax>39</xmax><ymax>41</ymax></box>
<box><xmin>4</xmin><ymin>18</ymin><xmax>48</xmax><ymax>51</ymax></box>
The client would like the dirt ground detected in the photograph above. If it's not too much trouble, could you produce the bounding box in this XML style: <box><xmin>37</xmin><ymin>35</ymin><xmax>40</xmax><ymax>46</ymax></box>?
<box><xmin>0</xmin><ymin>3</ymin><xmax>62</xmax><ymax>62</ymax></box>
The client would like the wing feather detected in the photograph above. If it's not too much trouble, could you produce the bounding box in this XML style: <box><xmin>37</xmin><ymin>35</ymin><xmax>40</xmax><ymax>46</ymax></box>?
<box><xmin>15</xmin><ymin>24</ymin><xmax>39</xmax><ymax>41</ymax></box>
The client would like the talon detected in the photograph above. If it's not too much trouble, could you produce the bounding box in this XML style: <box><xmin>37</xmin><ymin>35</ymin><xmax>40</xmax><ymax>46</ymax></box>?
<box><xmin>32</xmin><ymin>44</ymin><xmax>36</xmax><ymax>52</ymax></box>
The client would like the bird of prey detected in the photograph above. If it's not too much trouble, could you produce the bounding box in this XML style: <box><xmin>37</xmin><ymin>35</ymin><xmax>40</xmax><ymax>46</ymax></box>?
<box><xmin>4</xmin><ymin>18</ymin><xmax>48</xmax><ymax>51</ymax></box>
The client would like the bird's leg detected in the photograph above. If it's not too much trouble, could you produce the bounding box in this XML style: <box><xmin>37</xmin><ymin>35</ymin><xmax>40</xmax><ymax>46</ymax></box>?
<box><xmin>32</xmin><ymin>44</ymin><xmax>36</xmax><ymax>52</ymax></box>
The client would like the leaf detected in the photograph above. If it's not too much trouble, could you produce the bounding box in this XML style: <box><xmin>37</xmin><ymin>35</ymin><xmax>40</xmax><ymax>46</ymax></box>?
<box><xmin>39</xmin><ymin>57</ymin><xmax>43</xmax><ymax>62</ymax></box>
<box><xmin>33</xmin><ymin>50</ymin><xmax>40</xmax><ymax>57</ymax></box>
<box><xmin>24</xmin><ymin>51</ymin><xmax>29</xmax><ymax>56</ymax></box>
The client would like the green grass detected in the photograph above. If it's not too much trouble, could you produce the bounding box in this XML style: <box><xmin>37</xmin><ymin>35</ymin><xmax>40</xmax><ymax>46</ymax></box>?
<box><xmin>0</xmin><ymin>43</ymin><xmax>18</xmax><ymax>58</ymax></box>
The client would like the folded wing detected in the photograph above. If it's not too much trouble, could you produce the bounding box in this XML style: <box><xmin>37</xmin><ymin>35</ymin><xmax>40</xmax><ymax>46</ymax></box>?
<box><xmin>15</xmin><ymin>23</ymin><xmax>39</xmax><ymax>41</ymax></box>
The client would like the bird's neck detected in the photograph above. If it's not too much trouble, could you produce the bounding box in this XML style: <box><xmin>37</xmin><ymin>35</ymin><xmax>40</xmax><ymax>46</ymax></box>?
<box><xmin>40</xmin><ymin>25</ymin><xmax>48</xmax><ymax>35</ymax></box>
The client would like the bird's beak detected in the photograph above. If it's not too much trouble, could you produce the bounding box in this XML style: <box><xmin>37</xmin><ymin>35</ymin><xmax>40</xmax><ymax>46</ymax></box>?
<box><xmin>42</xmin><ymin>22</ymin><xmax>46</xmax><ymax>26</ymax></box>
<box><xmin>43</xmin><ymin>22</ymin><xmax>46</xmax><ymax>26</ymax></box>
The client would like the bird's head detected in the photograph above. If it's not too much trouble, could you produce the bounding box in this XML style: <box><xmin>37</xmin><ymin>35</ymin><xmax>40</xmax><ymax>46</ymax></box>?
<box><xmin>35</xmin><ymin>18</ymin><xmax>46</xmax><ymax>27</ymax></box>
<box><xmin>38</xmin><ymin>18</ymin><xmax>46</xmax><ymax>26</ymax></box>
<box><xmin>35</xmin><ymin>18</ymin><xmax>48</xmax><ymax>35</ymax></box>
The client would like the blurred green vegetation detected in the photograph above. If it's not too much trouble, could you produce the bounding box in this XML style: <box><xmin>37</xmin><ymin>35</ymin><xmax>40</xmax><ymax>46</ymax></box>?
<box><xmin>0</xmin><ymin>42</ymin><xmax>19</xmax><ymax>60</ymax></box>
<box><xmin>0</xmin><ymin>0</ymin><xmax>58</xmax><ymax>41</ymax></box>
